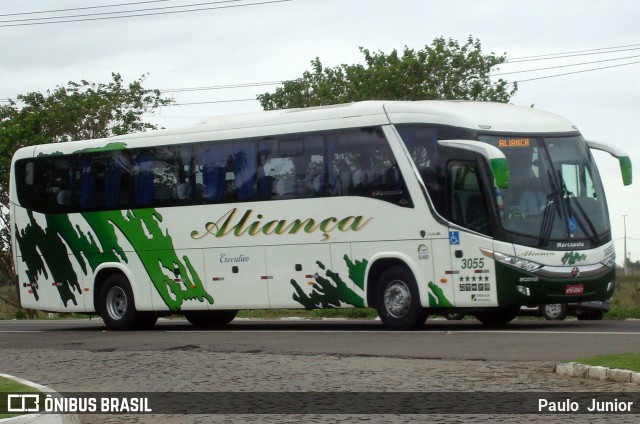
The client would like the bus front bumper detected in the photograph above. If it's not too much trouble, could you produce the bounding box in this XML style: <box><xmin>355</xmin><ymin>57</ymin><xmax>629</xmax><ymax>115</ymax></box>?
<box><xmin>495</xmin><ymin>262</ymin><xmax>615</xmax><ymax>307</ymax></box>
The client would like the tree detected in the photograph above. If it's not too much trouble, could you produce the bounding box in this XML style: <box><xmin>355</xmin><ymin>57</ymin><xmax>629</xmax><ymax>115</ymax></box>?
<box><xmin>258</xmin><ymin>36</ymin><xmax>517</xmax><ymax>110</ymax></box>
<box><xmin>0</xmin><ymin>73</ymin><xmax>173</xmax><ymax>284</ymax></box>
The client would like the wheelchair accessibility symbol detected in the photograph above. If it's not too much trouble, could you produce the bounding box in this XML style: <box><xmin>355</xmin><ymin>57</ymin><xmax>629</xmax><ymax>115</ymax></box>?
<box><xmin>449</xmin><ymin>231</ymin><xmax>460</xmax><ymax>245</ymax></box>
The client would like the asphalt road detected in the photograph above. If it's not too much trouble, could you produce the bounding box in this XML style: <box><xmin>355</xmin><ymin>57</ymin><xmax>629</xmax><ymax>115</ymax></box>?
<box><xmin>1</xmin><ymin>317</ymin><xmax>639</xmax><ymax>362</ymax></box>
<box><xmin>1</xmin><ymin>318</ymin><xmax>640</xmax><ymax>423</ymax></box>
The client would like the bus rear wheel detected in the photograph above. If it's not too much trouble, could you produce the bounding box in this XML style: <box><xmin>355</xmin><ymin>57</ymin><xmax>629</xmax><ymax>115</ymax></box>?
<box><xmin>99</xmin><ymin>274</ymin><xmax>138</xmax><ymax>331</ymax></box>
<box><xmin>375</xmin><ymin>266</ymin><xmax>427</xmax><ymax>330</ymax></box>
<box><xmin>184</xmin><ymin>310</ymin><xmax>239</xmax><ymax>328</ymax></box>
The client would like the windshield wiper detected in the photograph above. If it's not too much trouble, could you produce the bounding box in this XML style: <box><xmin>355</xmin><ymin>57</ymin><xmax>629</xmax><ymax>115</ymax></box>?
<box><xmin>538</xmin><ymin>170</ymin><xmax>562</xmax><ymax>247</ymax></box>
<box><xmin>558</xmin><ymin>172</ymin><xmax>601</xmax><ymax>244</ymax></box>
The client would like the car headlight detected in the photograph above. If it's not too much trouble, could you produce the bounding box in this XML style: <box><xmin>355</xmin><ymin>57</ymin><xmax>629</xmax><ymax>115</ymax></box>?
<box><xmin>481</xmin><ymin>248</ymin><xmax>542</xmax><ymax>272</ymax></box>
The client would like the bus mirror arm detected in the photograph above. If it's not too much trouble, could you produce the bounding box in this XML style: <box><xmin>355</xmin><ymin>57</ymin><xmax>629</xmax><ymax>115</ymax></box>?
<box><xmin>437</xmin><ymin>139</ymin><xmax>510</xmax><ymax>189</ymax></box>
<box><xmin>586</xmin><ymin>140</ymin><xmax>632</xmax><ymax>186</ymax></box>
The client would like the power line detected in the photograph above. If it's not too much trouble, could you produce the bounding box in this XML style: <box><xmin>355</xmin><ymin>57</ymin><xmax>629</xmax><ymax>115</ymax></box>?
<box><xmin>506</xmin><ymin>46</ymin><xmax>640</xmax><ymax>63</ymax></box>
<box><xmin>161</xmin><ymin>81</ymin><xmax>283</xmax><ymax>93</ymax></box>
<box><xmin>0</xmin><ymin>0</ymin><xmax>245</xmax><ymax>24</ymax></box>
<box><xmin>0</xmin><ymin>0</ymin><xmax>171</xmax><ymax>17</ymax></box>
<box><xmin>0</xmin><ymin>0</ymin><xmax>292</xmax><ymax>27</ymax></box>
<box><xmin>508</xmin><ymin>43</ymin><xmax>640</xmax><ymax>61</ymax></box>
<box><xmin>512</xmin><ymin>60</ymin><xmax>640</xmax><ymax>83</ymax></box>
<box><xmin>492</xmin><ymin>54</ymin><xmax>640</xmax><ymax>77</ymax></box>
<box><xmin>171</xmin><ymin>98</ymin><xmax>257</xmax><ymax>106</ymax></box>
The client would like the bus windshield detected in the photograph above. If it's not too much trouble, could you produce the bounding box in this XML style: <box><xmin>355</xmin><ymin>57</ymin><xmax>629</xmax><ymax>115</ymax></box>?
<box><xmin>479</xmin><ymin>135</ymin><xmax>610</xmax><ymax>247</ymax></box>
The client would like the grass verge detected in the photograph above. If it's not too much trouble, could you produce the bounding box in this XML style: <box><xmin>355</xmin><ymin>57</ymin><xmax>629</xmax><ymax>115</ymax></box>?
<box><xmin>573</xmin><ymin>353</ymin><xmax>640</xmax><ymax>373</ymax></box>
<box><xmin>237</xmin><ymin>308</ymin><xmax>378</xmax><ymax>319</ymax></box>
<box><xmin>0</xmin><ymin>376</ymin><xmax>40</xmax><ymax>418</ymax></box>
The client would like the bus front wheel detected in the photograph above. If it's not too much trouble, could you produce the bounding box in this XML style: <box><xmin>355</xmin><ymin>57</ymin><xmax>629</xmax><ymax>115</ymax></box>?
<box><xmin>375</xmin><ymin>266</ymin><xmax>427</xmax><ymax>330</ymax></box>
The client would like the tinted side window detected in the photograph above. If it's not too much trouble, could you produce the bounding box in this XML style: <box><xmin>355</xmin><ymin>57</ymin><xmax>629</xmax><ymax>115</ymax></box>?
<box><xmin>396</xmin><ymin>124</ymin><xmax>470</xmax><ymax>215</ymax></box>
<box><xmin>74</xmin><ymin>152</ymin><xmax>131</xmax><ymax>211</ymax></box>
<box><xmin>132</xmin><ymin>146</ymin><xmax>193</xmax><ymax>208</ymax></box>
<box><xmin>257</xmin><ymin>135</ymin><xmax>325</xmax><ymax>200</ymax></box>
<box><xmin>194</xmin><ymin>140</ymin><xmax>256</xmax><ymax>203</ymax></box>
<box><xmin>448</xmin><ymin>161</ymin><xmax>491</xmax><ymax>236</ymax></box>
<box><xmin>14</xmin><ymin>159</ymin><xmax>37</xmax><ymax>211</ymax></box>
<box><xmin>26</xmin><ymin>156</ymin><xmax>74</xmax><ymax>214</ymax></box>
<box><xmin>14</xmin><ymin>128</ymin><xmax>413</xmax><ymax>213</ymax></box>
<box><xmin>328</xmin><ymin>128</ymin><xmax>412</xmax><ymax>207</ymax></box>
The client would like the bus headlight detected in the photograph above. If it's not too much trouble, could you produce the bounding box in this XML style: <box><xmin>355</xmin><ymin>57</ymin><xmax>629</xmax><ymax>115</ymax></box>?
<box><xmin>481</xmin><ymin>248</ymin><xmax>542</xmax><ymax>272</ymax></box>
<box><xmin>601</xmin><ymin>255</ymin><xmax>616</xmax><ymax>268</ymax></box>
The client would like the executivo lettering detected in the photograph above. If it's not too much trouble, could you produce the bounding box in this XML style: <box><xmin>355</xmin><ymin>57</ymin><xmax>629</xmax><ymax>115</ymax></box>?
<box><xmin>191</xmin><ymin>208</ymin><xmax>373</xmax><ymax>242</ymax></box>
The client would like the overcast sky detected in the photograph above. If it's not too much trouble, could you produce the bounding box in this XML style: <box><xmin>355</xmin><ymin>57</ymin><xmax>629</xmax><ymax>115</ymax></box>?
<box><xmin>1</xmin><ymin>0</ymin><xmax>638</xmax><ymax>265</ymax></box>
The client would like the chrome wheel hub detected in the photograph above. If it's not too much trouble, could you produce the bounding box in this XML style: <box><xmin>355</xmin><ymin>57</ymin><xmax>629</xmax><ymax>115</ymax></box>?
<box><xmin>106</xmin><ymin>286</ymin><xmax>128</xmax><ymax>320</ymax></box>
<box><xmin>384</xmin><ymin>280</ymin><xmax>411</xmax><ymax>318</ymax></box>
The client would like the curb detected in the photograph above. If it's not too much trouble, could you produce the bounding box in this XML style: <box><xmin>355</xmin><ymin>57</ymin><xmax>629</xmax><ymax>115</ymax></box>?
<box><xmin>555</xmin><ymin>362</ymin><xmax>640</xmax><ymax>385</ymax></box>
<box><xmin>0</xmin><ymin>374</ymin><xmax>80</xmax><ymax>424</ymax></box>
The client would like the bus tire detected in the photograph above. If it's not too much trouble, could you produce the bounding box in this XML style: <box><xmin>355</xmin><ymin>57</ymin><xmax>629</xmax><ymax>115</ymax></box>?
<box><xmin>132</xmin><ymin>312</ymin><xmax>159</xmax><ymax>330</ymax></box>
<box><xmin>375</xmin><ymin>266</ymin><xmax>427</xmax><ymax>330</ymax></box>
<box><xmin>474</xmin><ymin>307</ymin><xmax>519</xmax><ymax>326</ymax></box>
<box><xmin>98</xmin><ymin>273</ymin><xmax>138</xmax><ymax>331</ymax></box>
<box><xmin>184</xmin><ymin>310</ymin><xmax>239</xmax><ymax>328</ymax></box>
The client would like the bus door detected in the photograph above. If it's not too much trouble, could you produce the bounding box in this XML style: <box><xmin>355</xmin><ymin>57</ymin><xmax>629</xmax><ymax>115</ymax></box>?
<box><xmin>446</xmin><ymin>161</ymin><xmax>499</xmax><ymax>307</ymax></box>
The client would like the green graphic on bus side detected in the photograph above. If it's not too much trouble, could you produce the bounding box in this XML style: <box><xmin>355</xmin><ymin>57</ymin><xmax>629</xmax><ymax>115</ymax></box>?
<box><xmin>427</xmin><ymin>281</ymin><xmax>453</xmax><ymax>307</ymax></box>
<box><xmin>15</xmin><ymin>209</ymin><xmax>213</xmax><ymax>310</ymax></box>
<box><xmin>73</xmin><ymin>142</ymin><xmax>128</xmax><ymax>154</ymax></box>
<box><xmin>291</xmin><ymin>255</ymin><xmax>367</xmax><ymax>309</ymax></box>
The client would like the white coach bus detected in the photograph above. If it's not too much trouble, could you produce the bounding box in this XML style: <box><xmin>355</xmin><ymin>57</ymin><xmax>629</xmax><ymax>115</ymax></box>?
<box><xmin>10</xmin><ymin>101</ymin><xmax>632</xmax><ymax>330</ymax></box>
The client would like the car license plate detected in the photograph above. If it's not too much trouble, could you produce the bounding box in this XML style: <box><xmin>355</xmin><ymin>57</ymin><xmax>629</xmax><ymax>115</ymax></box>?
<box><xmin>565</xmin><ymin>284</ymin><xmax>584</xmax><ymax>295</ymax></box>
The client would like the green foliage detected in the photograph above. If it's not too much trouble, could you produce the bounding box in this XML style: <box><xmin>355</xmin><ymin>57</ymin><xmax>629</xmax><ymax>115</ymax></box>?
<box><xmin>258</xmin><ymin>36</ymin><xmax>517</xmax><ymax>110</ymax></box>
<box><xmin>0</xmin><ymin>285</ymin><xmax>38</xmax><ymax>320</ymax></box>
<box><xmin>604</xmin><ymin>275</ymin><xmax>640</xmax><ymax>319</ymax></box>
<box><xmin>236</xmin><ymin>308</ymin><xmax>378</xmax><ymax>319</ymax></box>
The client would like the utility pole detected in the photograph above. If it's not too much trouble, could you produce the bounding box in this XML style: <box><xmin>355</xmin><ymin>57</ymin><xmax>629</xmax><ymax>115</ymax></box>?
<box><xmin>623</xmin><ymin>214</ymin><xmax>628</xmax><ymax>276</ymax></box>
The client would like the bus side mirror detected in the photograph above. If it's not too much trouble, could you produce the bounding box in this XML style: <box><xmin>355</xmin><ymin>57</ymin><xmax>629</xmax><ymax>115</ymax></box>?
<box><xmin>586</xmin><ymin>140</ymin><xmax>632</xmax><ymax>186</ymax></box>
<box><xmin>489</xmin><ymin>157</ymin><xmax>510</xmax><ymax>189</ymax></box>
<box><xmin>437</xmin><ymin>139</ymin><xmax>510</xmax><ymax>188</ymax></box>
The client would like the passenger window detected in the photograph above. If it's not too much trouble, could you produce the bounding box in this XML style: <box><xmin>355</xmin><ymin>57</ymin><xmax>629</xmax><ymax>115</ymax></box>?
<box><xmin>257</xmin><ymin>135</ymin><xmax>325</xmax><ymax>200</ymax></box>
<box><xmin>194</xmin><ymin>140</ymin><xmax>256</xmax><ymax>203</ymax></box>
<box><xmin>32</xmin><ymin>157</ymin><xmax>74</xmax><ymax>214</ymax></box>
<box><xmin>74</xmin><ymin>152</ymin><xmax>131</xmax><ymax>211</ymax></box>
<box><xmin>132</xmin><ymin>146</ymin><xmax>192</xmax><ymax>208</ymax></box>
<box><xmin>328</xmin><ymin>128</ymin><xmax>412</xmax><ymax>207</ymax></box>
<box><xmin>15</xmin><ymin>160</ymin><xmax>36</xmax><ymax>211</ymax></box>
